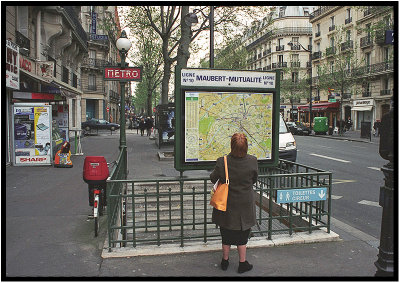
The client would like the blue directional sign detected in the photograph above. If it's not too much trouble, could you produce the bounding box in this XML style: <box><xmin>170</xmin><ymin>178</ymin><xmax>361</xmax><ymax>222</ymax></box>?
<box><xmin>276</xmin><ymin>187</ymin><xmax>327</xmax><ymax>204</ymax></box>
<box><xmin>385</xmin><ymin>30</ymin><xmax>394</xmax><ymax>45</ymax></box>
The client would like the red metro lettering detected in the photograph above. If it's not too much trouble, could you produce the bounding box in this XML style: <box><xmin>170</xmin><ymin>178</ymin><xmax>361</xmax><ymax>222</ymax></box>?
<box><xmin>20</xmin><ymin>157</ymin><xmax>46</xmax><ymax>162</ymax></box>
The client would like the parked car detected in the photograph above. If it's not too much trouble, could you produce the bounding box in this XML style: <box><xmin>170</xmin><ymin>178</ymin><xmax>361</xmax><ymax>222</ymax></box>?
<box><xmin>279</xmin><ymin>116</ymin><xmax>297</xmax><ymax>162</ymax></box>
<box><xmin>82</xmin><ymin>119</ymin><xmax>120</xmax><ymax>131</ymax></box>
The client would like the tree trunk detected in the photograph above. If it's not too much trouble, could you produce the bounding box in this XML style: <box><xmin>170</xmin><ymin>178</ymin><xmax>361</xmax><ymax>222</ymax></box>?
<box><xmin>161</xmin><ymin>60</ymin><xmax>171</xmax><ymax>105</ymax></box>
<box><xmin>177</xmin><ymin>6</ymin><xmax>191</xmax><ymax>68</ymax></box>
<box><xmin>147</xmin><ymin>90</ymin><xmax>153</xmax><ymax>117</ymax></box>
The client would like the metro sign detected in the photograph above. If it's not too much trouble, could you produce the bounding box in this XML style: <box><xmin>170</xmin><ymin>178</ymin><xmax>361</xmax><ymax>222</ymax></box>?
<box><xmin>104</xmin><ymin>66</ymin><xmax>142</xmax><ymax>81</ymax></box>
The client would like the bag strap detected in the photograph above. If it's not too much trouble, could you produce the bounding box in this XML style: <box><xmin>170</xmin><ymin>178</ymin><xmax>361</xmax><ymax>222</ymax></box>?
<box><xmin>224</xmin><ymin>155</ymin><xmax>229</xmax><ymax>185</ymax></box>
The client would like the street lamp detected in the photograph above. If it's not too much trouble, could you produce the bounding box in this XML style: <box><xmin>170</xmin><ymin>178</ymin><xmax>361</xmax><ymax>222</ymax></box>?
<box><xmin>288</xmin><ymin>41</ymin><xmax>313</xmax><ymax>128</ymax></box>
<box><xmin>185</xmin><ymin>6</ymin><xmax>215</xmax><ymax>68</ymax></box>
<box><xmin>116</xmin><ymin>30</ymin><xmax>132</xmax><ymax>177</ymax></box>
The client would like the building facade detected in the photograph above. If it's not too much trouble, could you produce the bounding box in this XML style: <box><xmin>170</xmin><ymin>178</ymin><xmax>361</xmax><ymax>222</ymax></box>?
<box><xmin>79</xmin><ymin>6</ymin><xmax>120</xmax><ymax>124</ymax></box>
<box><xmin>243</xmin><ymin>6</ymin><xmax>316</xmax><ymax>121</ymax></box>
<box><xmin>243</xmin><ymin>6</ymin><xmax>394</xmax><ymax>130</ymax></box>
<box><xmin>309</xmin><ymin>6</ymin><xmax>393</xmax><ymax>130</ymax></box>
<box><xmin>6</xmin><ymin>6</ymin><xmax>88</xmax><ymax>166</ymax></box>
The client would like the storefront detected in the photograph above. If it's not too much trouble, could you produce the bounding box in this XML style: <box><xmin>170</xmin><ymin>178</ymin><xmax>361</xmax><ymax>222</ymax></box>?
<box><xmin>7</xmin><ymin>49</ymin><xmax>82</xmax><ymax>166</ymax></box>
<box><xmin>297</xmin><ymin>101</ymin><xmax>340</xmax><ymax>127</ymax></box>
<box><xmin>351</xmin><ymin>99</ymin><xmax>374</xmax><ymax>130</ymax></box>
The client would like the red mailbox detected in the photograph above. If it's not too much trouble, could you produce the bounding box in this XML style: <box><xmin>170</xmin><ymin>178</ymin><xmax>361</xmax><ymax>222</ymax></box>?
<box><xmin>83</xmin><ymin>156</ymin><xmax>109</xmax><ymax>185</ymax></box>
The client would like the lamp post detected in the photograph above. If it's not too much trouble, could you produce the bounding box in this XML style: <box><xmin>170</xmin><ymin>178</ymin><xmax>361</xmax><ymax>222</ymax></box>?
<box><xmin>185</xmin><ymin>6</ymin><xmax>215</xmax><ymax>68</ymax></box>
<box><xmin>116</xmin><ymin>30</ymin><xmax>132</xmax><ymax>177</ymax></box>
<box><xmin>375</xmin><ymin>97</ymin><xmax>394</xmax><ymax>277</ymax></box>
<box><xmin>288</xmin><ymin>41</ymin><xmax>312</xmax><ymax>127</ymax></box>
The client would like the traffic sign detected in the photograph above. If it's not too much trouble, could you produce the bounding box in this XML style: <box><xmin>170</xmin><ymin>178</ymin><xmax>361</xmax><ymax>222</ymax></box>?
<box><xmin>276</xmin><ymin>187</ymin><xmax>327</xmax><ymax>204</ymax></box>
<box><xmin>104</xmin><ymin>66</ymin><xmax>142</xmax><ymax>81</ymax></box>
<box><xmin>106</xmin><ymin>107</ymin><xmax>109</xmax><ymax>112</ymax></box>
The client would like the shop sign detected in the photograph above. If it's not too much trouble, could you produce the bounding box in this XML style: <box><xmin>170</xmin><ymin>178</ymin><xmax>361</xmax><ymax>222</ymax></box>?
<box><xmin>91</xmin><ymin>12</ymin><xmax>97</xmax><ymax>34</ymax></box>
<box><xmin>36</xmin><ymin>61</ymin><xmax>54</xmax><ymax>80</ymax></box>
<box><xmin>104</xmin><ymin>67</ymin><xmax>142</xmax><ymax>81</ymax></box>
<box><xmin>354</xmin><ymin>99</ymin><xmax>373</xmax><ymax>107</ymax></box>
<box><xmin>13</xmin><ymin>104</ymin><xmax>52</xmax><ymax>166</ymax></box>
<box><xmin>181</xmin><ymin>68</ymin><xmax>276</xmax><ymax>88</ymax></box>
<box><xmin>6</xmin><ymin>40</ymin><xmax>20</xmax><ymax>90</ymax></box>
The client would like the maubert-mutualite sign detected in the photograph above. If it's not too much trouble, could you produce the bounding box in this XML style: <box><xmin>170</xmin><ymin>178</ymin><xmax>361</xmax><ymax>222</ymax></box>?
<box><xmin>104</xmin><ymin>67</ymin><xmax>142</xmax><ymax>81</ymax></box>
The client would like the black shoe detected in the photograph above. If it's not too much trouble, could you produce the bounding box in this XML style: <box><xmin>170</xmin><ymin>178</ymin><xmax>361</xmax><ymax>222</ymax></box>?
<box><xmin>221</xmin><ymin>258</ymin><xmax>229</xmax><ymax>271</ymax></box>
<box><xmin>238</xmin><ymin>261</ymin><xmax>253</xmax><ymax>274</ymax></box>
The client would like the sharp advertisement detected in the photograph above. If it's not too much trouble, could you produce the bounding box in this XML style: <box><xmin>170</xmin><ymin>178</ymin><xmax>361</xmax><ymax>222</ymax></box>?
<box><xmin>12</xmin><ymin>104</ymin><xmax>52</xmax><ymax>166</ymax></box>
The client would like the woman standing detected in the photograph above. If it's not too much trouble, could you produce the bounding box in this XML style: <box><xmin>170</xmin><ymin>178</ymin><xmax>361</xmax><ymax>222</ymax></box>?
<box><xmin>210</xmin><ymin>133</ymin><xmax>258</xmax><ymax>274</ymax></box>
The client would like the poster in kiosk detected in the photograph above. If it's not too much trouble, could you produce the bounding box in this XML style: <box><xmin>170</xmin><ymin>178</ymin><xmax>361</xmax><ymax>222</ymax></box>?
<box><xmin>12</xmin><ymin>103</ymin><xmax>52</xmax><ymax>166</ymax></box>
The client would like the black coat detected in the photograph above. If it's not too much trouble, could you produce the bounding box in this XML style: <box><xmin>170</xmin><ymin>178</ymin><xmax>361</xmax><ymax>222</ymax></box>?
<box><xmin>210</xmin><ymin>153</ymin><xmax>258</xmax><ymax>231</ymax></box>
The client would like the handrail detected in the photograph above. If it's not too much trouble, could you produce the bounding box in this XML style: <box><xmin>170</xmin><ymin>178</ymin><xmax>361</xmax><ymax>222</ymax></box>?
<box><xmin>105</xmin><ymin>159</ymin><xmax>332</xmax><ymax>251</ymax></box>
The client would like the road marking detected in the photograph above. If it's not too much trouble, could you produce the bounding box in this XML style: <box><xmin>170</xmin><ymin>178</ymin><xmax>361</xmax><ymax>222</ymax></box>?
<box><xmin>332</xmin><ymin>179</ymin><xmax>357</xmax><ymax>184</ymax></box>
<box><xmin>331</xmin><ymin>195</ymin><xmax>343</xmax><ymax>200</ymax></box>
<box><xmin>368</xmin><ymin>167</ymin><xmax>381</xmax><ymax>171</ymax></box>
<box><xmin>310</xmin><ymin>153</ymin><xmax>351</xmax><ymax>163</ymax></box>
<box><xmin>358</xmin><ymin>200</ymin><xmax>381</xmax><ymax>208</ymax></box>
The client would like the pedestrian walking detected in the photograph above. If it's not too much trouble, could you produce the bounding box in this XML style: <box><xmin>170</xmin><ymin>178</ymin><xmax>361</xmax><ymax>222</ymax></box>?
<box><xmin>210</xmin><ymin>133</ymin><xmax>258</xmax><ymax>274</ymax></box>
<box><xmin>139</xmin><ymin>118</ymin><xmax>146</xmax><ymax>136</ymax></box>
<box><xmin>373</xmin><ymin>120</ymin><xmax>381</xmax><ymax>137</ymax></box>
<box><xmin>346</xmin><ymin>117</ymin><xmax>353</xmax><ymax>131</ymax></box>
<box><xmin>145</xmin><ymin>117</ymin><xmax>153</xmax><ymax>137</ymax></box>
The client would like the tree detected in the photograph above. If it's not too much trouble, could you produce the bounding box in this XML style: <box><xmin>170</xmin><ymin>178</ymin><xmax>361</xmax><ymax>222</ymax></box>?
<box><xmin>315</xmin><ymin>25</ymin><xmax>367</xmax><ymax>135</ymax></box>
<box><xmin>280</xmin><ymin>64</ymin><xmax>310</xmax><ymax>121</ymax></box>
<box><xmin>200</xmin><ymin>35</ymin><xmax>249</xmax><ymax>69</ymax></box>
<box><xmin>122</xmin><ymin>6</ymin><xmax>270</xmax><ymax>104</ymax></box>
<box><xmin>131</xmin><ymin>22</ymin><xmax>163</xmax><ymax>116</ymax></box>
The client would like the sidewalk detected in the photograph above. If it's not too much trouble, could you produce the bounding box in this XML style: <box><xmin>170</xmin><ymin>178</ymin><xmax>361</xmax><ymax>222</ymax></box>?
<box><xmin>309</xmin><ymin>129</ymin><xmax>380</xmax><ymax>145</ymax></box>
<box><xmin>5</xmin><ymin>129</ymin><xmax>383</xmax><ymax>278</ymax></box>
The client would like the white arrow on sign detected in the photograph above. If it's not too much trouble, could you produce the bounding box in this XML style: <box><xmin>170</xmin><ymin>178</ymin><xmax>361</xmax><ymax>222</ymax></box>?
<box><xmin>318</xmin><ymin>190</ymin><xmax>326</xmax><ymax>199</ymax></box>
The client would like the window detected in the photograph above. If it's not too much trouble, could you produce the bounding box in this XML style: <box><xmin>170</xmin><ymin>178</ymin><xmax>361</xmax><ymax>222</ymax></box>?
<box><xmin>17</xmin><ymin>7</ymin><xmax>29</xmax><ymax>36</ymax></box>
<box><xmin>279</xmin><ymin>7</ymin><xmax>286</xmax><ymax>18</ymax></box>
<box><xmin>72</xmin><ymin>73</ymin><xmax>78</xmax><ymax>88</ymax></box>
<box><xmin>330</xmin><ymin>16</ymin><xmax>335</xmax><ymax>27</ymax></box>
<box><xmin>365</xmin><ymin>53</ymin><xmax>371</xmax><ymax>72</ymax></box>
<box><xmin>330</xmin><ymin>37</ymin><xmax>335</xmax><ymax>48</ymax></box>
<box><xmin>62</xmin><ymin>66</ymin><xmax>69</xmax><ymax>84</ymax></box>
<box><xmin>291</xmin><ymin>72</ymin><xmax>298</xmax><ymax>83</ymax></box>
<box><xmin>330</xmin><ymin>61</ymin><xmax>334</xmax><ymax>73</ymax></box>
<box><xmin>346</xmin><ymin>30</ymin><xmax>351</xmax><ymax>42</ymax></box>
<box><xmin>317</xmin><ymin>24</ymin><xmax>320</xmax><ymax>33</ymax></box>
<box><xmin>303</xmin><ymin>8</ymin><xmax>309</xmax><ymax>16</ymax></box>
<box><xmin>278</xmin><ymin>55</ymin><xmax>284</xmax><ymax>63</ymax></box>
<box><xmin>88</xmin><ymin>74</ymin><xmax>96</xmax><ymax>91</ymax></box>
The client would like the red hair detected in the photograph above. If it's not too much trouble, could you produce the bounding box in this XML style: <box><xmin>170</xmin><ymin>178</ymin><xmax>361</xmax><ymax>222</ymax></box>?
<box><xmin>230</xmin><ymin>133</ymin><xmax>248</xmax><ymax>158</ymax></box>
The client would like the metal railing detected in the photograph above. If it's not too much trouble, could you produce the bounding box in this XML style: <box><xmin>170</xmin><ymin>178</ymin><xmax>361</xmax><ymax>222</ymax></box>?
<box><xmin>105</xmin><ymin>159</ymin><xmax>332</xmax><ymax>251</ymax></box>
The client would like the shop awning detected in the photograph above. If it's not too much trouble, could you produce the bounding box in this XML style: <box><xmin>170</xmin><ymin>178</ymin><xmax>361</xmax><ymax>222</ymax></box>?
<box><xmin>51</xmin><ymin>79</ymin><xmax>82</xmax><ymax>98</ymax></box>
<box><xmin>20</xmin><ymin>69</ymin><xmax>53</xmax><ymax>86</ymax></box>
<box><xmin>351</xmin><ymin>105</ymin><xmax>373</xmax><ymax>111</ymax></box>
<box><xmin>297</xmin><ymin>101</ymin><xmax>340</xmax><ymax>112</ymax></box>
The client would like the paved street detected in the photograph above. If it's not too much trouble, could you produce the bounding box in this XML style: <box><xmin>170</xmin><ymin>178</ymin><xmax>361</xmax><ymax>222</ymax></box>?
<box><xmin>5</xmin><ymin>129</ymin><xmax>390</xmax><ymax>278</ymax></box>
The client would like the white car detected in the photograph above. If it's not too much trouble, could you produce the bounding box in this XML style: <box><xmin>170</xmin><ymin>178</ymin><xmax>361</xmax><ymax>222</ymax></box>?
<box><xmin>278</xmin><ymin>115</ymin><xmax>297</xmax><ymax>162</ymax></box>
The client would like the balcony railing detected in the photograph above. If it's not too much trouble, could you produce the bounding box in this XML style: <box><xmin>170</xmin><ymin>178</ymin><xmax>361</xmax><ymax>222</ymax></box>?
<box><xmin>345</xmin><ymin>17</ymin><xmax>352</xmax><ymax>24</ymax></box>
<box><xmin>325</xmin><ymin>46</ymin><xmax>336</xmax><ymax>57</ymax></box>
<box><xmin>272</xmin><ymin>62</ymin><xmax>287</xmax><ymax>69</ymax></box>
<box><xmin>110</xmin><ymin>90</ymin><xmax>119</xmax><ymax>102</ymax></box>
<box><xmin>266</xmin><ymin>65</ymin><xmax>272</xmax><ymax>70</ymax></box>
<box><xmin>341</xmin><ymin>40</ymin><xmax>353</xmax><ymax>52</ymax></box>
<box><xmin>266</xmin><ymin>48</ymin><xmax>271</xmax><ymax>55</ymax></box>
<box><xmin>62</xmin><ymin>6</ymin><xmax>88</xmax><ymax>50</ymax></box>
<box><xmin>329</xmin><ymin>25</ymin><xmax>336</xmax><ymax>32</ymax></box>
<box><xmin>315</xmin><ymin>31</ymin><xmax>321</xmax><ymax>37</ymax></box>
<box><xmin>312</xmin><ymin>51</ymin><xmax>322</xmax><ymax>60</ymax></box>
<box><xmin>276</xmin><ymin>45</ymin><xmax>285</xmax><ymax>51</ymax></box>
<box><xmin>291</xmin><ymin>61</ymin><xmax>300</xmax><ymax>68</ymax></box>
<box><xmin>310</xmin><ymin>6</ymin><xmax>337</xmax><ymax>20</ymax></box>
<box><xmin>290</xmin><ymin>45</ymin><xmax>301</xmax><ymax>51</ymax></box>
<box><xmin>362</xmin><ymin>91</ymin><xmax>371</xmax><ymax>97</ymax></box>
<box><xmin>380</xmin><ymin>89</ymin><xmax>391</xmax><ymax>96</ymax></box>
<box><xmin>82</xmin><ymin>58</ymin><xmax>116</xmax><ymax>68</ymax></box>
<box><xmin>360</xmin><ymin>36</ymin><xmax>373</xmax><ymax>48</ymax></box>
